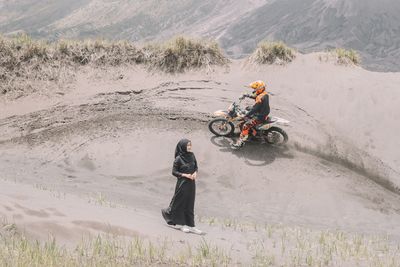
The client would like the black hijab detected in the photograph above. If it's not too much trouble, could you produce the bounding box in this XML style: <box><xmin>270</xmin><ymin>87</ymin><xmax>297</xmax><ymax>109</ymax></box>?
<box><xmin>175</xmin><ymin>139</ymin><xmax>195</xmax><ymax>163</ymax></box>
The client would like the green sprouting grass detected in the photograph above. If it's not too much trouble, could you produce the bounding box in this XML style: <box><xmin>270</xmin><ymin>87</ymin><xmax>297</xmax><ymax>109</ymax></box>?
<box><xmin>197</xmin><ymin>215</ymin><xmax>400</xmax><ymax>266</ymax></box>
<box><xmin>0</xmin><ymin>232</ymin><xmax>231</xmax><ymax>267</ymax></box>
<box><xmin>1</xmin><ymin>215</ymin><xmax>400</xmax><ymax>266</ymax></box>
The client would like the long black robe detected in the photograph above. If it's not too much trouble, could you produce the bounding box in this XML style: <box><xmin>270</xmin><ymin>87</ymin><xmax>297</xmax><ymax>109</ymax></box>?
<box><xmin>162</xmin><ymin>139</ymin><xmax>198</xmax><ymax>227</ymax></box>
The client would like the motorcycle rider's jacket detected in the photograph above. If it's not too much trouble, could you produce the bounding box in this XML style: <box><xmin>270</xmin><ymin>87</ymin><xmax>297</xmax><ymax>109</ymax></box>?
<box><xmin>245</xmin><ymin>91</ymin><xmax>270</xmax><ymax>121</ymax></box>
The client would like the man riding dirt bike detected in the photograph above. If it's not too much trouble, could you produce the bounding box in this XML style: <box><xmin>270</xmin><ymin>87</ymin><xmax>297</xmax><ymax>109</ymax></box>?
<box><xmin>208</xmin><ymin>80</ymin><xmax>289</xmax><ymax>149</ymax></box>
<box><xmin>232</xmin><ymin>80</ymin><xmax>270</xmax><ymax>148</ymax></box>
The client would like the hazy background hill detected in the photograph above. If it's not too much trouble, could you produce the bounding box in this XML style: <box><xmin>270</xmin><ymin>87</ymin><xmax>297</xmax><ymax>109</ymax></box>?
<box><xmin>1</xmin><ymin>0</ymin><xmax>400</xmax><ymax>71</ymax></box>
<box><xmin>221</xmin><ymin>0</ymin><xmax>400</xmax><ymax>71</ymax></box>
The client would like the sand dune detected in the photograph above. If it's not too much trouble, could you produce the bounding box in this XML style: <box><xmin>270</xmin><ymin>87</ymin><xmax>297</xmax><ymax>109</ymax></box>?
<box><xmin>1</xmin><ymin>54</ymin><xmax>400</xmax><ymax>264</ymax></box>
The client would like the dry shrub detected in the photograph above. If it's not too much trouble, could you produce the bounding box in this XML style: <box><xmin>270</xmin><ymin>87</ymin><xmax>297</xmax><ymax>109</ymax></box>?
<box><xmin>55</xmin><ymin>39</ymin><xmax>145</xmax><ymax>66</ymax></box>
<box><xmin>146</xmin><ymin>36</ymin><xmax>229</xmax><ymax>73</ymax></box>
<box><xmin>318</xmin><ymin>48</ymin><xmax>361</xmax><ymax>66</ymax></box>
<box><xmin>0</xmin><ymin>34</ymin><xmax>74</xmax><ymax>96</ymax></box>
<box><xmin>249</xmin><ymin>41</ymin><xmax>296</xmax><ymax>65</ymax></box>
<box><xmin>0</xmin><ymin>34</ymin><xmax>228</xmax><ymax>97</ymax></box>
<box><xmin>332</xmin><ymin>48</ymin><xmax>361</xmax><ymax>65</ymax></box>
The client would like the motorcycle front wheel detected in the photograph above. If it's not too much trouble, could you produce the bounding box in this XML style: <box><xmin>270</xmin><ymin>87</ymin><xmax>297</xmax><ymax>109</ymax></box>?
<box><xmin>263</xmin><ymin>127</ymin><xmax>288</xmax><ymax>145</ymax></box>
<box><xmin>208</xmin><ymin>118</ymin><xmax>235</xmax><ymax>136</ymax></box>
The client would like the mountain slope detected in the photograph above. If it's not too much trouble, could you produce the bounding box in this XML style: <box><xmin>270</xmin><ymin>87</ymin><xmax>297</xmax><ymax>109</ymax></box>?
<box><xmin>0</xmin><ymin>0</ymin><xmax>266</xmax><ymax>41</ymax></box>
<box><xmin>1</xmin><ymin>0</ymin><xmax>400</xmax><ymax>71</ymax></box>
<box><xmin>221</xmin><ymin>0</ymin><xmax>400</xmax><ymax>71</ymax></box>
<box><xmin>0</xmin><ymin>0</ymin><xmax>90</xmax><ymax>34</ymax></box>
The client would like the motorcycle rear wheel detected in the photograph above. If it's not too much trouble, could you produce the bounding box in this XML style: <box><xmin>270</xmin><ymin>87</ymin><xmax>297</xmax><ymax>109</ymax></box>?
<box><xmin>208</xmin><ymin>118</ymin><xmax>235</xmax><ymax>136</ymax></box>
<box><xmin>263</xmin><ymin>127</ymin><xmax>288</xmax><ymax>145</ymax></box>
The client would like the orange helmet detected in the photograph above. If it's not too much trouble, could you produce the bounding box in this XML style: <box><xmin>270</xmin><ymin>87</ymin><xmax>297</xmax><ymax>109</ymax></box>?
<box><xmin>247</xmin><ymin>80</ymin><xmax>266</xmax><ymax>95</ymax></box>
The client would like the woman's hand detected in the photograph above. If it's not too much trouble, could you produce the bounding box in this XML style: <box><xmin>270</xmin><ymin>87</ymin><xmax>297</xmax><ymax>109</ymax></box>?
<box><xmin>192</xmin><ymin>172</ymin><xmax>197</xmax><ymax>180</ymax></box>
<box><xmin>182</xmin><ymin>173</ymin><xmax>194</xmax><ymax>180</ymax></box>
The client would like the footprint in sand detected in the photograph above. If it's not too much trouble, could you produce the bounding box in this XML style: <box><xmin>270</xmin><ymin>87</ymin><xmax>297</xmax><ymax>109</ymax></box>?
<box><xmin>78</xmin><ymin>154</ymin><xmax>96</xmax><ymax>171</ymax></box>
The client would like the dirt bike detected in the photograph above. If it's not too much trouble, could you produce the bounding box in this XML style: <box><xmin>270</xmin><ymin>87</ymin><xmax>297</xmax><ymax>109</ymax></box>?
<box><xmin>208</xmin><ymin>96</ymin><xmax>289</xmax><ymax>147</ymax></box>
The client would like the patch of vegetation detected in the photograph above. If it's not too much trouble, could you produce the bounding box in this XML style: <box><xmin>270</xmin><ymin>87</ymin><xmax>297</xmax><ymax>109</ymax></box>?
<box><xmin>198</xmin><ymin>215</ymin><xmax>400</xmax><ymax>266</ymax></box>
<box><xmin>0</xmin><ymin>226</ymin><xmax>231</xmax><ymax>266</ymax></box>
<box><xmin>319</xmin><ymin>48</ymin><xmax>361</xmax><ymax>66</ymax></box>
<box><xmin>249</xmin><ymin>41</ymin><xmax>296</xmax><ymax>65</ymax></box>
<box><xmin>145</xmin><ymin>36</ymin><xmax>229</xmax><ymax>73</ymax></box>
<box><xmin>333</xmin><ymin>48</ymin><xmax>361</xmax><ymax>65</ymax></box>
<box><xmin>1</xmin><ymin>216</ymin><xmax>400</xmax><ymax>266</ymax></box>
<box><xmin>55</xmin><ymin>39</ymin><xmax>145</xmax><ymax>66</ymax></box>
<box><xmin>0</xmin><ymin>34</ymin><xmax>229</xmax><ymax>97</ymax></box>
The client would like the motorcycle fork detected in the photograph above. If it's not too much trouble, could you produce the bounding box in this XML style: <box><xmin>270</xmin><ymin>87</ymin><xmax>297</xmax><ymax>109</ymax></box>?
<box><xmin>237</xmin><ymin>120</ymin><xmax>245</xmax><ymax>130</ymax></box>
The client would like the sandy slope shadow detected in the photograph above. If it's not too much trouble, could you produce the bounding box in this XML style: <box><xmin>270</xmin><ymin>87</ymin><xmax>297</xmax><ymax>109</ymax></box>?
<box><xmin>209</xmin><ymin>136</ymin><xmax>293</xmax><ymax>166</ymax></box>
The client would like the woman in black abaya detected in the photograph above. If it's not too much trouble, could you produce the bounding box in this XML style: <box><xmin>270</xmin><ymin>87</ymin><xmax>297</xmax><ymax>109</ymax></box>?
<box><xmin>161</xmin><ymin>139</ymin><xmax>202</xmax><ymax>234</ymax></box>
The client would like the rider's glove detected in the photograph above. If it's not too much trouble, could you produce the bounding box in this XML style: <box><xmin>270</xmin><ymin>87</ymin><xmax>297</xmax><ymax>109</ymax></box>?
<box><xmin>239</xmin><ymin>93</ymin><xmax>250</xmax><ymax>100</ymax></box>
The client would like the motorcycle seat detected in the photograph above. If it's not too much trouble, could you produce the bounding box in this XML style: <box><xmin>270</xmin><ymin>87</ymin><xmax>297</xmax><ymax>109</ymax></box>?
<box><xmin>255</xmin><ymin>117</ymin><xmax>277</xmax><ymax>130</ymax></box>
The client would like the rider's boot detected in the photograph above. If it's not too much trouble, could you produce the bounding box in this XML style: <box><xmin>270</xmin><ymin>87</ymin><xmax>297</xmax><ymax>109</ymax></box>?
<box><xmin>232</xmin><ymin>135</ymin><xmax>248</xmax><ymax>148</ymax></box>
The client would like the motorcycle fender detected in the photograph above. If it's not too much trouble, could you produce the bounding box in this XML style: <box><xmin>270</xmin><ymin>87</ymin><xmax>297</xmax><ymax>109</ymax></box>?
<box><xmin>274</xmin><ymin>117</ymin><xmax>290</xmax><ymax>125</ymax></box>
<box><xmin>213</xmin><ymin>110</ymin><xmax>228</xmax><ymax>117</ymax></box>
<box><xmin>258</xmin><ymin>124</ymin><xmax>271</xmax><ymax>130</ymax></box>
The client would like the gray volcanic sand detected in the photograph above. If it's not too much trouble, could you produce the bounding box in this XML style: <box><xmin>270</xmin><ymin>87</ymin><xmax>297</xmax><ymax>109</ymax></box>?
<box><xmin>0</xmin><ymin>54</ymin><xmax>400</xmax><ymax>263</ymax></box>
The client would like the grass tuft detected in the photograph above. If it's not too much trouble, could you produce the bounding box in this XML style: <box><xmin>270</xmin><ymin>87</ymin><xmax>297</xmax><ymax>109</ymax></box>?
<box><xmin>249</xmin><ymin>40</ymin><xmax>296</xmax><ymax>65</ymax></box>
<box><xmin>319</xmin><ymin>48</ymin><xmax>361</xmax><ymax>66</ymax></box>
<box><xmin>333</xmin><ymin>48</ymin><xmax>361</xmax><ymax>65</ymax></box>
<box><xmin>145</xmin><ymin>36</ymin><xmax>229</xmax><ymax>73</ymax></box>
